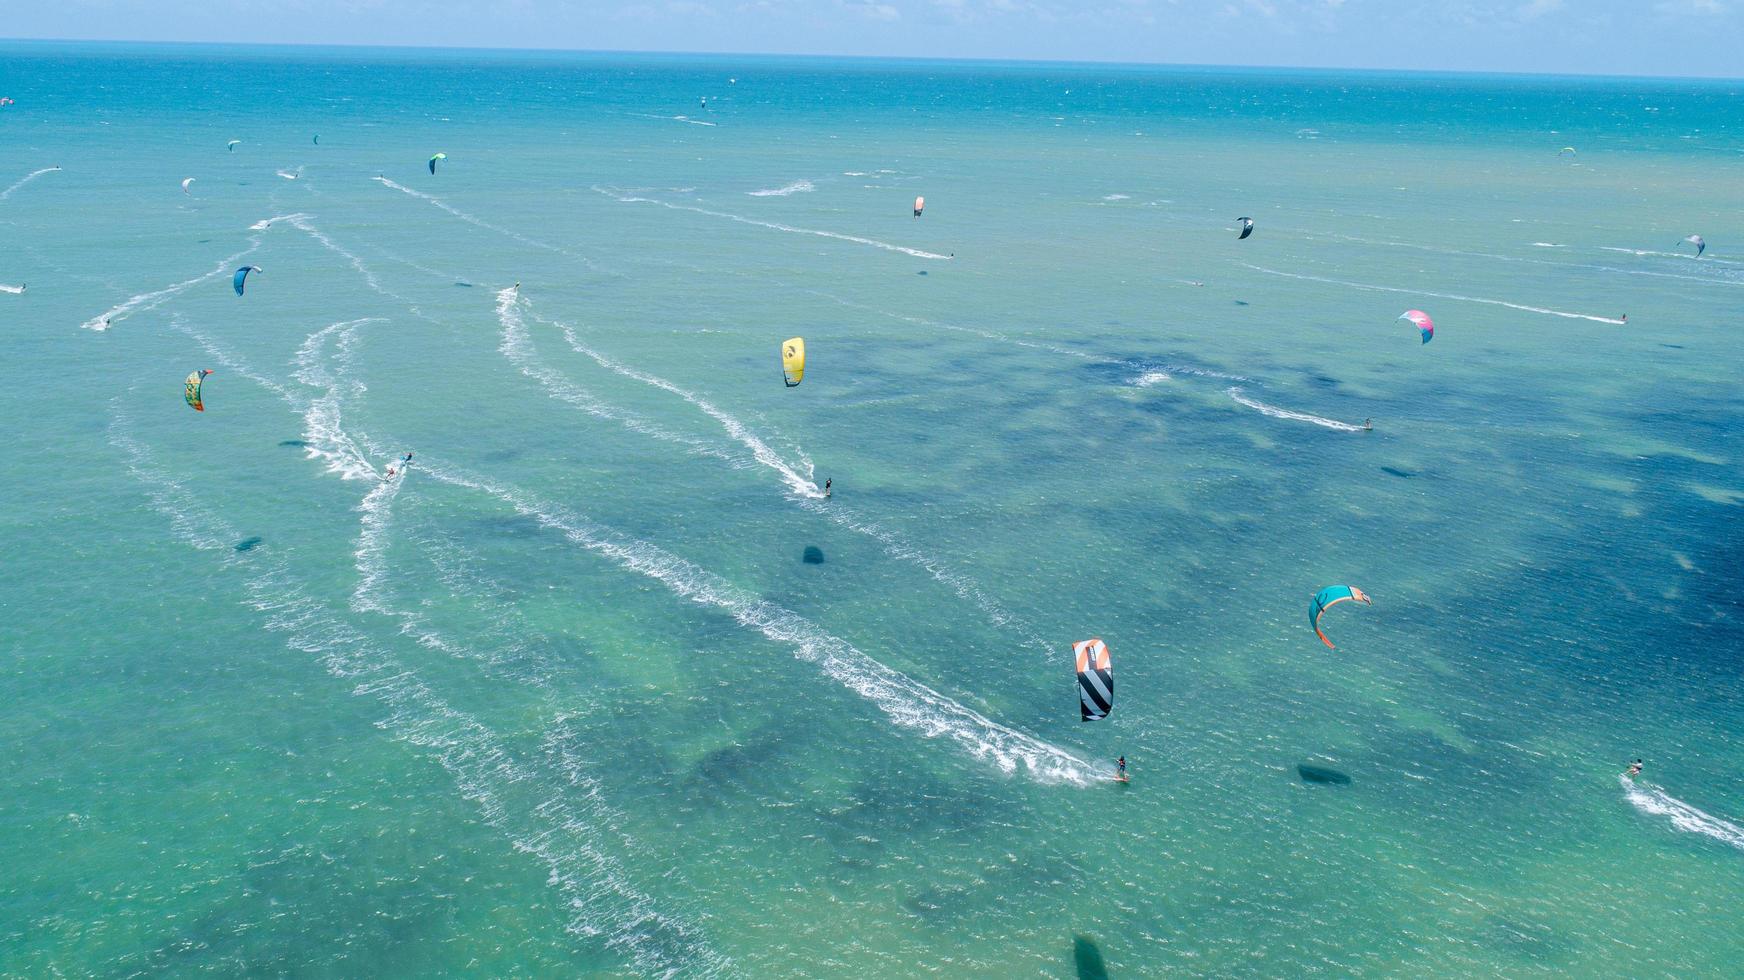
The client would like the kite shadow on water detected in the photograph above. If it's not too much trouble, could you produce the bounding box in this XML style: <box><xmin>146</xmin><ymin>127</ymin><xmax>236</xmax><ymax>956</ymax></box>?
<box><xmin>802</xmin><ymin>545</ymin><xmax>825</xmax><ymax>565</ymax></box>
<box><xmin>234</xmin><ymin>536</ymin><xmax>263</xmax><ymax>552</ymax></box>
<box><xmin>1073</xmin><ymin>935</ymin><xmax>1109</xmax><ymax>980</ymax></box>
<box><xmin>1297</xmin><ymin>764</ymin><xmax>1353</xmax><ymax>786</ymax></box>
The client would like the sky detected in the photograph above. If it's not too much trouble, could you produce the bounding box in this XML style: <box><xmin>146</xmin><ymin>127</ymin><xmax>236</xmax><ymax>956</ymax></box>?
<box><xmin>5</xmin><ymin>0</ymin><xmax>1742</xmax><ymax>77</ymax></box>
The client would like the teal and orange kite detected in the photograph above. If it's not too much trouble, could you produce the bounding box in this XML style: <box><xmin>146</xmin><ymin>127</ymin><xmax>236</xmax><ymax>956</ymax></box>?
<box><xmin>1310</xmin><ymin>585</ymin><xmax>1370</xmax><ymax>648</ymax></box>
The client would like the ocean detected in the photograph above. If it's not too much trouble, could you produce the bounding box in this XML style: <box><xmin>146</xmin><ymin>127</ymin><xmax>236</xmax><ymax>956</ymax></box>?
<box><xmin>2</xmin><ymin>42</ymin><xmax>1742</xmax><ymax>976</ymax></box>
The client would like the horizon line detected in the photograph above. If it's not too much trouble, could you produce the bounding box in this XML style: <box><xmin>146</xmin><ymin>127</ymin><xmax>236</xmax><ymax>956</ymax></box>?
<box><xmin>2</xmin><ymin>35</ymin><xmax>1741</xmax><ymax>84</ymax></box>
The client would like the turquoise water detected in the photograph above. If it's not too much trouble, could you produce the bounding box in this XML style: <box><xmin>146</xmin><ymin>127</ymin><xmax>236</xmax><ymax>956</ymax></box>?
<box><xmin>4</xmin><ymin>42</ymin><xmax>1743</xmax><ymax>975</ymax></box>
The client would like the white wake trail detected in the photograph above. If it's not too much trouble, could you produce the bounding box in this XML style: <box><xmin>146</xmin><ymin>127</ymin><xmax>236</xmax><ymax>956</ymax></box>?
<box><xmin>537</xmin><ymin>309</ymin><xmax>1048</xmax><ymax>654</ymax></box>
<box><xmin>273</xmin><ymin>213</ymin><xmax>451</xmax><ymax>324</ymax></box>
<box><xmin>595</xmin><ymin>186</ymin><xmax>954</xmax><ymax>261</ymax></box>
<box><xmin>1621</xmin><ymin>776</ymin><xmax>1744</xmax><ymax>852</ymax></box>
<box><xmin>796</xmin><ymin>495</ymin><xmax>1053</xmax><ymax>656</ymax></box>
<box><xmin>277</xmin><ymin>213</ymin><xmax>382</xmax><ymax>293</ymax></box>
<box><xmin>1290</xmin><ymin>228</ymin><xmax>1737</xmax><ymax>285</ymax></box>
<box><xmin>0</xmin><ymin>166</ymin><xmax>59</xmax><ymax>201</ymax></box>
<box><xmin>1227</xmin><ymin>387</ymin><xmax>1363</xmax><ymax>432</ymax></box>
<box><xmin>351</xmin><ymin>468</ymin><xmax>405</xmax><ymax>618</ymax></box>
<box><xmin>1598</xmin><ymin>246</ymin><xmax>1744</xmax><ymax>268</ymax></box>
<box><xmin>170</xmin><ymin>315</ymin><xmax>303</xmax><ymax>406</ymax></box>
<box><xmin>180</xmin><ymin>319</ymin><xmax>542</xmax><ymax>685</ymax></box>
<box><xmin>111</xmin><ymin>411</ymin><xmax>728</xmax><ymax>976</ymax></box>
<box><xmin>348</xmin><ymin>457</ymin><xmax>549</xmax><ymax>684</ymax></box>
<box><xmin>80</xmin><ymin>237</ymin><xmax>266</xmax><ymax>331</ymax></box>
<box><xmin>1241</xmin><ymin>264</ymin><xmax>1627</xmax><ymax>324</ymax></box>
<box><xmin>291</xmin><ymin>318</ymin><xmax>386</xmax><ymax>480</ymax></box>
<box><xmin>496</xmin><ymin>289</ymin><xmax>738</xmax><ymax>463</ymax></box>
<box><xmin>373</xmin><ymin>176</ymin><xmax>576</xmax><ymax>259</ymax></box>
<box><xmin>629</xmin><ymin>112</ymin><xmax>717</xmax><ymax>127</ymax></box>
<box><xmin>747</xmin><ymin>179</ymin><xmax>814</xmax><ymax>197</ymax></box>
<box><xmin>417</xmin><ymin>458</ymin><xmax>1099</xmax><ymax>785</ymax></box>
<box><xmin>546</xmin><ymin>315</ymin><xmax>820</xmax><ymax>498</ymax></box>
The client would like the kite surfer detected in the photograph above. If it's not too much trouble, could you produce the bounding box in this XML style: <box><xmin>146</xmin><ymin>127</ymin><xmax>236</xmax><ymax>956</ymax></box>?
<box><xmin>1626</xmin><ymin>760</ymin><xmax>1643</xmax><ymax>779</ymax></box>
<box><xmin>1115</xmin><ymin>756</ymin><xmax>1128</xmax><ymax>783</ymax></box>
<box><xmin>1363</xmin><ymin>418</ymin><xmax>1372</xmax><ymax>431</ymax></box>
<box><xmin>824</xmin><ymin>477</ymin><xmax>831</xmax><ymax>499</ymax></box>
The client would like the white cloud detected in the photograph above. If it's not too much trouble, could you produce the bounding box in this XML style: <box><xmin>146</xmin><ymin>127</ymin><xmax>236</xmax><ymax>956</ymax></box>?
<box><xmin>1517</xmin><ymin>0</ymin><xmax>1563</xmax><ymax>20</ymax></box>
<box><xmin>1218</xmin><ymin>0</ymin><xmax>1276</xmax><ymax>16</ymax></box>
<box><xmin>849</xmin><ymin>0</ymin><xmax>900</xmax><ymax>18</ymax></box>
<box><xmin>1654</xmin><ymin>0</ymin><xmax>1725</xmax><ymax>13</ymax></box>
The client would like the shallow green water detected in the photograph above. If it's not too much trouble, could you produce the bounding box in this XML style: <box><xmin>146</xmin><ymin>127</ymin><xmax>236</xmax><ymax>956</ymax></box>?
<box><xmin>3</xmin><ymin>43</ymin><xmax>1742</xmax><ymax>976</ymax></box>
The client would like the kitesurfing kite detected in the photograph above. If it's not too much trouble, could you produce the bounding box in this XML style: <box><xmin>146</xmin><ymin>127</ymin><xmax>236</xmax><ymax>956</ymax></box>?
<box><xmin>1559</xmin><ymin>146</ymin><xmax>1577</xmax><ymax>157</ymax></box>
<box><xmin>1075</xmin><ymin>638</ymin><xmax>1113</xmax><ymax>722</ymax></box>
<box><xmin>781</xmin><ymin>337</ymin><xmax>805</xmax><ymax>387</ymax></box>
<box><xmin>313</xmin><ymin>134</ymin><xmax>319</xmax><ymax>145</ymax></box>
<box><xmin>913</xmin><ymin>196</ymin><xmax>925</xmax><ymax>218</ymax></box>
<box><xmin>1237</xmin><ymin>217</ymin><xmax>1254</xmax><ymax>240</ymax></box>
<box><xmin>233</xmin><ymin>266</ymin><xmax>262</xmax><ymax>296</ymax></box>
<box><xmin>184</xmin><ymin>369</ymin><xmax>214</xmax><ymax>412</ymax></box>
<box><xmin>227</xmin><ymin>140</ymin><xmax>241</xmax><ymax>152</ymax></box>
<box><xmin>1399</xmin><ymin>309</ymin><xmax>1434</xmax><ymax>344</ymax></box>
<box><xmin>1681</xmin><ymin>234</ymin><xmax>1706</xmax><ymax>258</ymax></box>
<box><xmin>180</xmin><ymin>177</ymin><xmax>195</xmax><ymax>194</ymax></box>
<box><xmin>1310</xmin><ymin>586</ymin><xmax>1371</xmax><ymax>649</ymax></box>
<box><xmin>428</xmin><ymin>152</ymin><xmax>447</xmax><ymax>175</ymax></box>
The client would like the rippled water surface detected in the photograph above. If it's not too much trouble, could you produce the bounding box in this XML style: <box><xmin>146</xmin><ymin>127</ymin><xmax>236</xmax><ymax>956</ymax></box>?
<box><xmin>3</xmin><ymin>43</ymin><xmax>1742</xmax><ymax>976</ymax></box>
